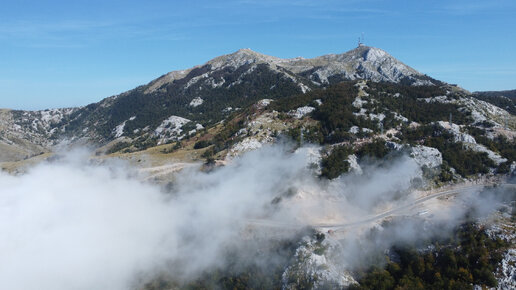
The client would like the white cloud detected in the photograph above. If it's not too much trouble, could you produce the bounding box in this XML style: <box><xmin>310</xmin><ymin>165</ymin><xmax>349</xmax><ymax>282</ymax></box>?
<box><xmin>0</xmin><ymin>145</ymin><xmax>507</xmax><ymax>288</ymax></box>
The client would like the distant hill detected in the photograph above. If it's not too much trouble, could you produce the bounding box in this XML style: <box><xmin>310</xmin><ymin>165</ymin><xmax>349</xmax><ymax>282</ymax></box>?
<box><xmin>473</xmin><ymin>89</ymin><xmax>516</xmax><ymax>114</ymax></box>
<box><xmin>474</xmin><ymin>89</ymin><xmax>516</xmax><ymax>99</ymax></box>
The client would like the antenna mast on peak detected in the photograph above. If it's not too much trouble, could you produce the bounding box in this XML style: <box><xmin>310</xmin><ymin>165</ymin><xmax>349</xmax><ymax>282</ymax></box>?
<box><xmin>358</xmin><ymin>33</ymin><xmax>365</xmax><ymax>47</ymax></box>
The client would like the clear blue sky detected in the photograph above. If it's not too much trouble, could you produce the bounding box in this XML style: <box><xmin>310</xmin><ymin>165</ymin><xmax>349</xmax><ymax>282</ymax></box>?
<box><xmin>1</xmin><ymin>0</ymin><xmax>515</xmax><ymax>110</ymax></box>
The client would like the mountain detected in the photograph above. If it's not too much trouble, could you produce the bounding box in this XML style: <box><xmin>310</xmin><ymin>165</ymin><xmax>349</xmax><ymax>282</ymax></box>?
<box><xmin>2</xmin><ymin>46</ymin><xmax>516</xmax><ymax>289</ymax></box>
<box><xmin>148</xmin><ymin>46</ymin><xmax>437</xmax><ymax>92</ymax></box>
<box><xmin>0</xmin><ymin>46</ymin><xmax>438</xmax><ymax>151</ymax></box>
<box><xmin>62</xmin><ymin>46</ymin><xmax>439</xmax><ymax>144</ymax></box>
<box><xmin>0</xmin><ymin>46</ymin><xmax>514</xmax><ymax>175</ymax></box>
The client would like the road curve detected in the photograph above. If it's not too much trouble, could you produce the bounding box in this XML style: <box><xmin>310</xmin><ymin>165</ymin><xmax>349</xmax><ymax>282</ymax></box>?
<box><xmin>246</xmin><ymin>183</ymin><xmax>514</xmax><ymax>232</ymax></box>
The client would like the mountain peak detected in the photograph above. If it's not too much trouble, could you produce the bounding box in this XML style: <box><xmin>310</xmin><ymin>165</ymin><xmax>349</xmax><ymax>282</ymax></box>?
<box><xmin>235</xmin><ymin>48</ymin><xmax>256</xmax><ymax>54</ymax></box>
<box><xmin>230</xmin><ymin>47</ymin><xmax>273</xmax><ymax>60</ymax></box>
<box><xmin>361</xmin><ymin>46</ymin><xmax>387</xmax><ymax>59</ymax></box>
<box><xmin>276</xmin><ymin>46</ymin><xmax>432</xmax><ymax>85</ymax></box>
<box><xmin>345</xmin><ymin>45</ymin><xmax>391</xmax><ymax>62</ymax></box>
<box><xmin>208</xmin><ymin>48</ymin><xmax>281</xmax><ymax>70</ymax></box>
<box><xmin>146</xmin><ymin>46</ymin><xmax>436</xmax><ymax>95</ymax></box>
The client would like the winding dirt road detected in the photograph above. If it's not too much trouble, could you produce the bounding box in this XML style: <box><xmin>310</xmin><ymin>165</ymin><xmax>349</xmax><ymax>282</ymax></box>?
<box><xmin>246</xmin><ymin>183</ymin><xmax>515</xmax><ymax>232</ymax></box>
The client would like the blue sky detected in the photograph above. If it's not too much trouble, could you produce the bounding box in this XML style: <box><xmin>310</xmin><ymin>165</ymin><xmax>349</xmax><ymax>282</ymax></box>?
<box><xmin>1</xmin><ymin>0</ymin><xmax>515</xmax><ymax>110</ymax></box>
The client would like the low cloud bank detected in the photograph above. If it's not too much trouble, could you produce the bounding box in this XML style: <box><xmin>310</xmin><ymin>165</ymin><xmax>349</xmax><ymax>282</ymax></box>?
<box><xmin>0</xmin><ymin>145</ymin><xmax>509</xmax><ymax>289</ymax></box>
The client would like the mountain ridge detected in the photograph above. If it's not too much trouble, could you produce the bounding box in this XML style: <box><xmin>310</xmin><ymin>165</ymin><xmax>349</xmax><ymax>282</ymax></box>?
<box><xmin>144</xmin><ymin>46</ymin><xmax>436</xmax><ymax>96</ymax></box>
<box><xmin>1</xmin><ymin>46</ymin><xmax>514</xmax><ymax>167</ymax></box>
<box><xmin>57</xmin><ymin>45</ymin><xmax>438</xmax><ymax>145</ymax></box>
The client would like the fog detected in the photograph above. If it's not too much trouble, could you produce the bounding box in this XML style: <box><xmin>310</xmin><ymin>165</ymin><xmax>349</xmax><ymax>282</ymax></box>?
<box><xmin>0</xmin><ymin>145</ymin><xmax>508</xmax><ymax>289</ymax></box>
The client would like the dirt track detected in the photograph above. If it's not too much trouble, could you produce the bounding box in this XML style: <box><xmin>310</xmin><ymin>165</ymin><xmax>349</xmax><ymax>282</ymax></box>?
<box><xmin>246</xmin><ymin>183</ymin><xmax>515</xmax><ymax>232</ymax></box>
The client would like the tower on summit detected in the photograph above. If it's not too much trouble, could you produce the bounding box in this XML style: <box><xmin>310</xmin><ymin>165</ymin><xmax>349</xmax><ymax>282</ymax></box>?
<box><xmin>358</xmin><ymin>33</ymin><xmax>365</xmax><ymax>47</ymax></box>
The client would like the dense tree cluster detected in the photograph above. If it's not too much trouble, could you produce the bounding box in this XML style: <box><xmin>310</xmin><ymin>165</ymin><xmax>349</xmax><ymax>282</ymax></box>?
<box><xmin>105</xmin><ymin>141</ymin><xmax>131</xmax><ymax>154</ymax></box>
<box><xmin>433</xmin><ymin>142</ymin><xmax>494</xmax><ymax>177</ymax></box>
<box><xmin>193</xmin><ymin>140</ymin><xmax>212</xmax><ymax>149</ymax></box>
<box><xmin>211</xmin><ymin>119</ymin><xmax>246</xmax><ymax>152</ymax></box>
<box><xmin>364</xmin><ymin>83</ymin><xmax>471</xmax><ymax>127</ymax></box>
<box><xmin>355</xmin><ymin>139</ymin><xmax>392</xmax><ymax>160</ymax></box>
<box><xmin>284</xmin><ymin>125</ymin><xmax>325</xmax><ymax>146</ymax></box>
<box><xmin>320</xmin><ymin>146</ymin><xmax>353</xmax><ymax>179</ymax></box>
<box><xmin>271</xmin><ymin>81</ymin><xmax>473</xmax><ymax>146</ymax></box>
<box><xmin>351</xmin><ymin>223</ymin><xmax>508</xmax><ymax>290</ymax></box>
<box><xmin>468</xmin><ymin>127</ymin><xmax>516</xmax><ymax>162</ymax></box>
<box><xmin>366</xmin><ymin>82</ymin><xmax>448</xmax><ymax>99</ymax></box>
<box><xmin>313</xmin><ymin>85</ymin><xmax>376</xmax><ymax>143</ymax></box>
<box><xmin>399</xmin><ymin>125</ymin><xmax>496</xmax><ymax>177</ymax></box>
<box><xmin>271</xmin><ymin>81</ymin><xmax>375</xmax><ymax>144</ymax></box>
<box><xmin>319</xmin><ymin>139</ymin><xmax>397</xmax><ymax>180</ymax></box>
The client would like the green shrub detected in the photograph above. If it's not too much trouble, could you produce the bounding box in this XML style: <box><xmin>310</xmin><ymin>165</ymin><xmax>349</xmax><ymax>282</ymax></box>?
<box><xmin>320</xmin><ymin>146</ymin><xmax>353</xmax><ymax>179</ymax></box>
<box><xmin>193</xmin><ymin>140</ymin><xmax>212</xmax><ymax>149</ymax></box>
